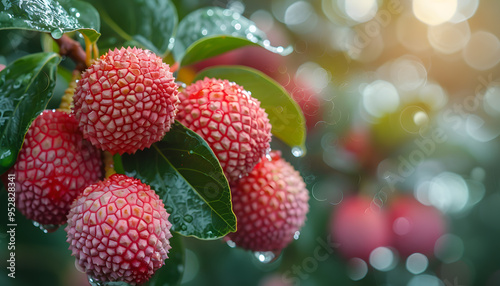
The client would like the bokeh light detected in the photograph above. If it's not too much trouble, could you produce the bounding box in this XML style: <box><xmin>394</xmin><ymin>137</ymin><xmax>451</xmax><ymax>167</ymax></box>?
<box><xmin>344</xmin><ymin>0</ymin><xmax>378</xmax><ymax>23</ymax></box>
<box><xmin>413</xmin><ymin>0</ymin><xmax>458</xmax><ymax>26</ymax></box>
<box><xmin>362</xmin><ymin>80</ymin><xmax>400</xmax><ymax>117</ymax></box>
<box><xmin>463</xmin><ymin>31</ymin><xmax>500</xmax><ymax>70</ymax></box>
<box><xmin>428</xmin><ymin>21</ymin><xmax>471</xmax><ymax>54</ymax></box>
<box><xmin>406</xmin><ymin>253</ymin><xmax>429</xmax><ymax>274</ymax></box>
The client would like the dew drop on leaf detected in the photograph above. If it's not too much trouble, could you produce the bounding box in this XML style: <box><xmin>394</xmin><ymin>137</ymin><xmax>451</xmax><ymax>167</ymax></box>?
<box><xmin>0</xmin><ymin>148</ymin><xmax>15</xmax><ymax>168</ymax></box>
<box><xmin>183</xmin><ymin>214</ymin><xmax>193</xmax><ymax>223</ymax></box>
<box><xmin>50</xmin><ymin>28</ymin><xmax>64</xmax><ymax>39</ymax></box>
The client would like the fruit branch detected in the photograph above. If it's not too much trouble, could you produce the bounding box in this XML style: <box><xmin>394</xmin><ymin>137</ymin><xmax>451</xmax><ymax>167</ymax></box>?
<box><xmin>53</xmin><ymin>34</ymin><xmax>88</xmax><ymax>71</ymax></box>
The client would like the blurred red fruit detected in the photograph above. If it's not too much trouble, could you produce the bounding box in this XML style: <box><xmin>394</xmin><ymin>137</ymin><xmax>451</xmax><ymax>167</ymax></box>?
<box><xmin>281</xmin><ymin>77</ymin><xmax>322</xmax><ymax>131</ymax></box>
<box><xmin>388</xmin><ymin>196</ymin><xmax>446</xmax><ymax>257</ymax></box>
<box><xmin>330</xmin><ymin>196</ymin><xmax>391</xmax><ymax>261</ymax></box>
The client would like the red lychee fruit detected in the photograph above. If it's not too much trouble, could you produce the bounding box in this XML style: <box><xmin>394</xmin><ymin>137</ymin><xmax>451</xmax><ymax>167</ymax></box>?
<box><xmin>388</xmin><ymin>196</ymin><xmax>446</xmax><ymax>257</ymax></box>
<box><xmin>330</xmin><ymin>196</ymin><xmax>391</xmax><ymax>261</ymax></box>
<box><xmin>227</xmin><ymin>151</ymin><xmax>309</xmax><ymax>252</ymax></box>
<box><xmin>176</xmin><ymin>77</ymin><xmax>272</xmax><ymax>182</ymax></box>
<box><xmin>73</xmin><ymin>47</ymin><xmax>179</xmax><ymax>155</ymax></box>
<box><xmin>65</xmin><ymin>174</ymin><xmax>172</xmax><ymax>285</ymax></box>
<box><xmin>11</xmin><ymin>110</ymin><xmax>102</xmax><ymax>228</ymax></box>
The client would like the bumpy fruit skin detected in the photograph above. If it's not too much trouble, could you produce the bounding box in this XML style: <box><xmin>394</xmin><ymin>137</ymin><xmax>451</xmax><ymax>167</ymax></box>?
<box><xmin>330</xmin><ymin>196</ymin><xmax>391</xmax><ymax>261</ymax></box>
<box><xmin>12</xmin><ymin>110</ymin><xmax>102</xmax><ymax>226</ymax></box>
<box><xmin>389</xmin><ymin>196</ymin><xmax>446</xmax><ymax>257</ymax></box>
<box><xmin>176</xmin><ymin>77</ymin><xmax>272</xmax><ymax>182</ymax></box>
<box><xmin>66</xmin><ymin>174</ymin><xmax>172</xmax><ymax>285</ymax></box>
<box><xmin>73</xmin><ymin>47</ymin><xmax>179</xmax><ymax>155</ymax></box>
<box><xmin>227</xmin><ymin>151</ymin><xmax>309</xmax><ymax>251</ymax></box>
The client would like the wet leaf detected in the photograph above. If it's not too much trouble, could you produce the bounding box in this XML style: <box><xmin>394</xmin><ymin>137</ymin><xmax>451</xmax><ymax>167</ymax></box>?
<box><xmin>194</xmin><ymin>66</ymin><xmax>306</xmax><ymax>152</ymax></box>
<box><xmin>0</xmin><ymin>0</ymin><xmax>100</xmax><ymax>43</ymax></box>
<box><xmin>85</xmin><ymin>0</ymin><xmax>177</xmax><ymax>56</ymax></box>
<box><xmin>0</xmin><ymin>52</ymin><xmax>61</xmax><ymax>175</ymax></box>
<box><xmin>115</xmin><ymin>121</ymin><xmax>236</xmax><ymax>239</ymax></box>
<box><xmin>174</xmin><ymin>6</ymin><xmax>292</xmax><ymax>66</ymax></box>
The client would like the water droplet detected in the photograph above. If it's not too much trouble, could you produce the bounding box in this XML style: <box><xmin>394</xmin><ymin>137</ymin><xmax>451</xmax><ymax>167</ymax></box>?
<box><xmin>226</xmin><ymin>240</ymin><xmax>236</xmax><ymax>248</ymax></box>
<box><xmin>32</xmin><ymin>221</ymin><xmax>59</xmax><ymax>233</ymax></box>
<box><xmin>188</xmin><ymin>150</ymin><xmax>194</xmax><ymax>155</ymax></box>
<box><xmin>0</xmin><ymin>148</ymin><xmax>15</xmax><ymax>168</ymax></box>
<box><xmin>293</xmin><ymin>231</ymin><xmax>301</xmax><ymax>240</ymax></box>
<box><xmin>87</xmin><ymin>275</ymin><xmax>103</xmax><ymax>286</ymax></box>
<box><xmin>50</xmin><ymin>28</ymin><xmax>64</xmax><ymax>39</ymax></box>
<box><xmin>165</xmin><ymin>206</ymin><xmax>173</xmax><ymax>213</ymax></box>
<box><xmin>172</xmin><ymin>216</ymin><xmax>180</xmax><ymax>223</ymax></box>
<box><xmin>291</xmin><ymin>146</ymin><xmax>305</xmax><ymax>157</ymax></box>
<box><xmin>252</xmin><ymin>250</ymin><xmax>281</xmax><ymax>264</ymax></box>
<box><xmin>183</xmin><ymin>214</ymin><xmax>193</xmax><ymax>223</ymax></box>
<box><xmin>181</xmin><ymin>224</ymin><xmax>187</xmax><ymax>231</ymax></box>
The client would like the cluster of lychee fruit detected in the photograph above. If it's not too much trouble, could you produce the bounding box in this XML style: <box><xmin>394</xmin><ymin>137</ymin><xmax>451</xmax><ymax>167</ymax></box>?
<box><xmin>7</xmin><ymin>47</ymin><xmax>309</xmax><ymax>285</ymax></box>
<box><xmin>330</xmin><ymin>195</ymin><xmax>446</xmax><ymax>263</ymax></box>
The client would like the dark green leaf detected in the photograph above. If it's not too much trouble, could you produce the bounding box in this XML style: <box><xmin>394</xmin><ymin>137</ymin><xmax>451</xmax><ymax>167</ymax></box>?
<box><xmin>146</xmin><ymin>234</ymin><xmax>184</xmax><ymax>286</ymax></box>
<box><xmin>116</xmin><ymin>121</ymin><xmax>236</xmax><ymax>239</ymax></box>
<box><xmin>0</xmin><ymin>0</ymin><xmax>100</xmax><ymax>43</ymax></box>
<box><xmin>174</xmin><ymin>6</ymin><xmax>292</xmax><ymax>66</ymax></box>
<box><xmin>0</xmin><ymin>52</ymin><xmax>61</xmax><ymax>174</ymax></box>
<box><xmin>85</xmin><ymin>0</ymin><xmax>177</xmax><ymax>57</ymax></box>
<box><xmin>194</xmin><ymin>66</ymin><xmax>306</xmax><ymax>152</ymax></box>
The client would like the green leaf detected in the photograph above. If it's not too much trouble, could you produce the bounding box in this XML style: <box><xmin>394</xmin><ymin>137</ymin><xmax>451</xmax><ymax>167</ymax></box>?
<box><xmin>116</xmin><ymin>121</ymin><xmax>236</xmax><ymax>239</ymax></box>
<box><xmin>194</xmin><ymin>66</ymin><xmax>307</xmax><ymax>151</ymax></box>
<box><xmin>85</xmin><ymin>0</ymin><xmax>177</xmax><ymax>57</ymax></box>
<box><xmin>0</xmin><ymin>0</ymin><xmax>100</xmax><ymax>43</ymax></box>
<box><xmin>146</xmin><ymin>234</ymin><xmax>184</xmax><ymax>286</ymax></box>
<box><xmin>0</xmin><ymin>52</ymin><xmax>61</xmax><ymax>174</ymax></box>
<box><xmin>174</xmin><ymin>6</ymin><xmax>292</xmax><ymax>66</ymax></box>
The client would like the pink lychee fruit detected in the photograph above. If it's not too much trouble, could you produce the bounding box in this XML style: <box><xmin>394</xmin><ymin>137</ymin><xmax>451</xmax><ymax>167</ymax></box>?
<box><xmin>388</xmin><ymin>196</ymin><xmax>446</xmax><ymax>257</ymax></box>
<box><xmin>73</xmin><ymin>47</ymin><xmax>179</xmax><ymax>155</ymax></box>
<box><xmin>227</xmin><ymin>151</ymin><xmax>309</xmax><ymax>251</ymax></box>
<box><xmin>12</xmin><ymin>109</ymin><xmax>102</xmax><ymax>228</ymax></box>
<box><xmin>330</xmin><ymin>196</ymin><xmax>391</xmax><ymax>261</ymax></box>
<box><xmin>65</xmin><ymin>174</ymin><xmax>172</xmax><ymax>285</ymax></box>
<box><xmin>176</xmin><ymin>77</ymin><xmax>272</xmax><ymax>182</ymax></box>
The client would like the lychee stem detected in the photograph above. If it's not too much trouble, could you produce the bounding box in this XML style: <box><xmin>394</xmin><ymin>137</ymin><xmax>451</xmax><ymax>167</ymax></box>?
<box><xmin>103</xmin><ymin>151</ymin><xmax>116</xmax><ymax>178</ymax></box>
<box><xmin>58</xmin><ymin>70</ymin><xmax>80</xmax><ymax>113</ymax></box>
<box><xmin>82</xmin><ymin>34</ymin><xmax>93</xmax><ymax>67</ymax></box>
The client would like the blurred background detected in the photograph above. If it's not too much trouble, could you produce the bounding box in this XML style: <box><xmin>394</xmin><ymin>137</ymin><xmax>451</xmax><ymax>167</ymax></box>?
<box><xmin>2</xmin><ymin>0</ymin><xmax>500</xmax><ymax>285</ymax></box>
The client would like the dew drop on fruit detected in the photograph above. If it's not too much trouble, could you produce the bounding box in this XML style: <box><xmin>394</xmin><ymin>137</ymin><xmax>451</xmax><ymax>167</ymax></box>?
<box><xmin>32</xmin><ymin>221</ymin><xmax>59</xmax><ymax>233</ymax></box>
<box><xmin>252</xmin><ymin>250</ymin><xmax>281</xmax><ymax>264</ymax></box>
<box><xmin>293</xmin><ymin>231</ymin><xmax>301</xmax><ymax>240</ymax></box>
<box><xmin>226</xmin><ymin>240</ymin><xmax>236</xmax><ymax>248</ymax></box>
<box><xmin>291</xmin><ymin>146</ymin><xmax>305</xmax><ymax>157</ymax></box>
<box><xmin>50</xmin><ymin>28</ymin><xmax>64</xmax><ymax>39</ymax></box>
<box><xmin>181</xmin><ymin>224</ymin><xmax>188</xmax><ymax>231</ymax></box>
<box><xmin>87</xmin><ymin>275</ymin><xmax>104</xmax><ymax>286</ymax></box>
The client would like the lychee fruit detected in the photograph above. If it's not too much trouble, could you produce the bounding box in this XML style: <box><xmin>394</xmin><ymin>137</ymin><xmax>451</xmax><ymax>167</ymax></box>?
<box><xmin>176</xmin><ymin>77</ymin><xmax>272</xmax><ymax>182</ymax></box>
<box><xmin>65</xmin><ymin>174</ymin><xmax>172</xmax><ymax>285</ymax></box>
<box><xmin>330</xmin><ymin>196</ymin><xmax>391</xmax><ymax>261</ymax></box>
<box><xmin>12</xmin><ymin>109</ymin><xmax>102</xmax><ymax>228</ymax></box>
<box><xmin>226</xmin><ymin>151</ymin><xmax>309</xmax><ymax>252</ymax></box>
<box><xmin>388</xmin><ymin>196</ymin><xmax>446</xmax><ymax>257</ymax></box>
<box><xmin>73</xmin><ymin>47</ymin><xmax>179</xmax><ymax>155</ymax></box>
